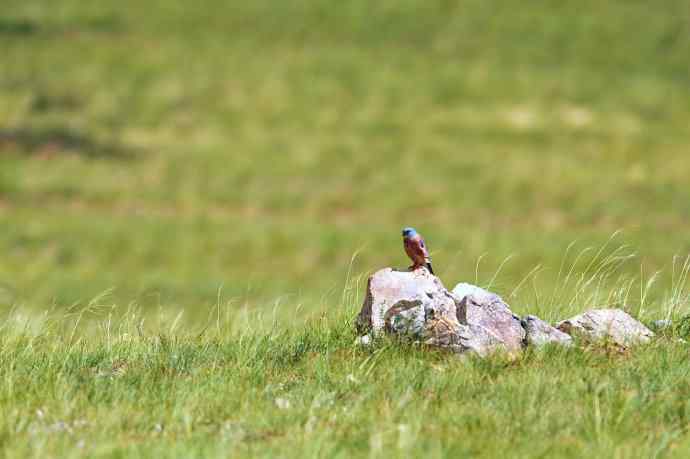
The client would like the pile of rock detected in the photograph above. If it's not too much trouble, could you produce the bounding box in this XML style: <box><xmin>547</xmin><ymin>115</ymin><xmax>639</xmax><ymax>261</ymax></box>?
<box><xmin>355</xmin><ymin>268</ymin><xmax>654</xmax><ymax>357</ymax></box>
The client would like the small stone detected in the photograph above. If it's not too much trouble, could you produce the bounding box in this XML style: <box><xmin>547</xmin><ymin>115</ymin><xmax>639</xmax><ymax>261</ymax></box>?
<box><xmin>274</xmin><ymin>398</ymin><xmax>291</xmax><ymax>410</ymax></box>
<box><xmin>356</xmin><ymin>334</ymin><xmax>372</xmax><ymax>346</ymax></box>
<box><xmin>556</xmin><ymin>308</ymin><xmax>654</xmax><ymax>347</ymax></box>
<box><xmin>521</xmin><ymin>315</ymin><xmax>573</xmax><ymax>347</ymax></box>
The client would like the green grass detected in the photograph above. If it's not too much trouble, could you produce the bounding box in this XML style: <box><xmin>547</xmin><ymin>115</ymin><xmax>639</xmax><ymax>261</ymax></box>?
<box><xmin>2</xmin><ymin>0</ymin><xmax>690</xmax><ymax>456</ymax></box>
<box><xmin>2</xmin><ymin>304</ymin><xmax>690</xmax><ymax>458</ymax></box>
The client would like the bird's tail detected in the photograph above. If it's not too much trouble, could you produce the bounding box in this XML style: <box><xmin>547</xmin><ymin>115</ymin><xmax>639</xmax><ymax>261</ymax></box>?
<box><xmin>426</xmin><ymin>261</ymin><xmax>434</xmax><ymax>275</ymax></box>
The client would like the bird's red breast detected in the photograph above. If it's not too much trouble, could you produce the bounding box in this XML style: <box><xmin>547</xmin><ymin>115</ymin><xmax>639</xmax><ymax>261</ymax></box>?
<box><xmin>404</xmin><ymin>234</ymin><xmax>429</xmax><ymax>265</ymax></box>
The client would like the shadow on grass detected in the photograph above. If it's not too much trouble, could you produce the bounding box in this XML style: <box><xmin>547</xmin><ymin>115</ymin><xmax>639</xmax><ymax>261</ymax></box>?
<box><xmin>30</xmin><ymin>93</ymin><xmax>84</xmax><ymax>112</ymax></box>
<box><xmin>0</xmin><ymin>15</ymin><xmax>123</xmax><ymax>37</ymax></box>
<box><xmin>0</xmin><ymin>128</ymin><xmax>134</xmax><ymax>160</ymax></box>
<box><xmin>0</xmin><ymin>19</ymin><xmax>38</xmax><ymax>36</ymax></box>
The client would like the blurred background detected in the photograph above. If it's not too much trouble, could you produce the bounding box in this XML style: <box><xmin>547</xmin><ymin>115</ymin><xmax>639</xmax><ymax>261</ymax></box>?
<box><xmin>2</xmin><ymin>0</ymin><xmax>689</xmax><ymax>326</ymax></box>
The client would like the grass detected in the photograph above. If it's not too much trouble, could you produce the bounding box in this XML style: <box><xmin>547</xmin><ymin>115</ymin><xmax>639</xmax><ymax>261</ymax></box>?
<box><xmin>2</xmin><ymin>294</ymin><xmax>690</xmax><ymax>458</ymax></box>
<box><xmin>2</xmin><ymin>0</ymin><xmax>690</xmax><ymax>456</ymax></box>
<box><xmin>2</xmin><ymin>0</ymin><xmax>690</xmax><ymax>318</ymax></box>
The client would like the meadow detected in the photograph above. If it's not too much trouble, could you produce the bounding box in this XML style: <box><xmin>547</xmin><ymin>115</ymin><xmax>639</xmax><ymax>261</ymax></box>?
<box><xmin>2</xmin><ymin>0</ymin><xmax>690</xmax><ymax>457</ymax></box>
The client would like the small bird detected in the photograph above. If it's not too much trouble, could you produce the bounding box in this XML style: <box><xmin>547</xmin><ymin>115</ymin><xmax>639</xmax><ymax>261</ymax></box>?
<box><xmin>402</xmin><ymin>227</ymin><xmax>434</xmax><ymax>275</ymax></box>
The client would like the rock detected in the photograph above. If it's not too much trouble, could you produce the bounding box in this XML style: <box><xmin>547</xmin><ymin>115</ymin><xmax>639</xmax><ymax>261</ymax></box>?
<box><xmin>452</xmin><ymin>283</ymin><xmax>525</xmax><ymax>353</ymax></box>
<box><xmin>356</xmin><ymin>268</ymin><xmax>459</xmax><ymax>339</ymax></box>
<box><xmin>355</xmin><ymin>269</ymin><xmax>525</xmax><ymax>356</ymax></box>
<box><xmin>355</xmin><ymin>334</ymin><xmax>373</xmax><ymax>346</ymax></box>
<box><xmin>556</xmin><ymin>308</ymin><xmax>654</xmax><ymax>347</ymax></box>
<box><xmin>424</xmin><ymin>315</ymin><xmax>504</xmax><ymax>358</ymax></box>
<box><xmin>452</xmin><ymin>283</ymin><xmax>501</xmax><ymax>305</ymax></box>
<box><xmin>521</xmin><ymin>315</ymin><xmax>573</xmax><ymax>347</ymax></box>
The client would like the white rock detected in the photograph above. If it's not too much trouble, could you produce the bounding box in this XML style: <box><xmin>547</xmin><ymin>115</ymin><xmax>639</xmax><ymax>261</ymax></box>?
<box><xmin>556</xmin><ymin>309</ymin><xmax>654</xmax><ymax>347</ymax></box>
<box><xmin>355</xmin><ymin>334</ymin><xmax>372</xmax><ymax>346</ymax></box>
<box><xmin>274</xmin><ymin>398</ymin><xmax>291</xmax><ymax>410</ymax></box>
<box><xmin>356</xmin><ymin>268</ymin><xmax>458</xmax><ymax>339</ymax></box>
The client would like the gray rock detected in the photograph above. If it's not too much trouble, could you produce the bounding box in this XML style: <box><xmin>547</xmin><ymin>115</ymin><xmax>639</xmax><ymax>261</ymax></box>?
<box><xmin>452</xmin><ymin>283</ymin><xmax>526</xmax><ymax>353</ymax></box>
<box><xmin>355</xmin><ymin>270</ymin><xmax>525</xmax><ymax>356</ymax></box>
<box><xmin>425</xmin><ymin>319</ymin><xmax>505</xmax><ymax>358</ymax></box>
<box><xmin>521</xmin><ymin>315</ymin><xmax>573</xmax><ymax>347</ymax></box>
<box><xmin>556</xmin><ymin>308</ymin><xmax>654</xmax><ymax>347</ymax></box>
<box><xmin>356</xmin><ymin>268</ymin><xmax>459</xmax><ymax>340</ymax></box>
<box><xmin>411</xmin><ymin>310</ymin><xmax>505</xmax><ymax>358</ymax></box>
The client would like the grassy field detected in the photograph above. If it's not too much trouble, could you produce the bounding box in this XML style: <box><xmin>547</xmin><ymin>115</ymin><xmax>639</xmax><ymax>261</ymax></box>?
<box><xmin>3</xmin><ymin>309</ymin><xmax>690</xmax><ymax>458</ymax></box>
<box><xmin>2</xmin><ymin>0</ymin><xmax>690</xmax><ymax>456</ymax></box>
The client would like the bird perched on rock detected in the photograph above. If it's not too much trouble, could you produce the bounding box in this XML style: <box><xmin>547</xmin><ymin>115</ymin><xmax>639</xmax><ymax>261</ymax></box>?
<box><xmin>402</xmin><ymin>227</ymin><xmax>434</xmax><ymax>275</ymax></box>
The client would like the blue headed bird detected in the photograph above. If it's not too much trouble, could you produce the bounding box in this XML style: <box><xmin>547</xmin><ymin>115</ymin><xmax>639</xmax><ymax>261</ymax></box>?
<box><xmin>402</xmin><ymin>227</ymin><xmax>434</xmax><ymax>275</ymax></box>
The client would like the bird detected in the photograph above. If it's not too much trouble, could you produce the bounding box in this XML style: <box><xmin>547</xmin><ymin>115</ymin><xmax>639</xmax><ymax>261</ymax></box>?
<box><xmin>402</xmin><ymin>227</ymin><xmax>434</xmax><ymax>275</ymax></box>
